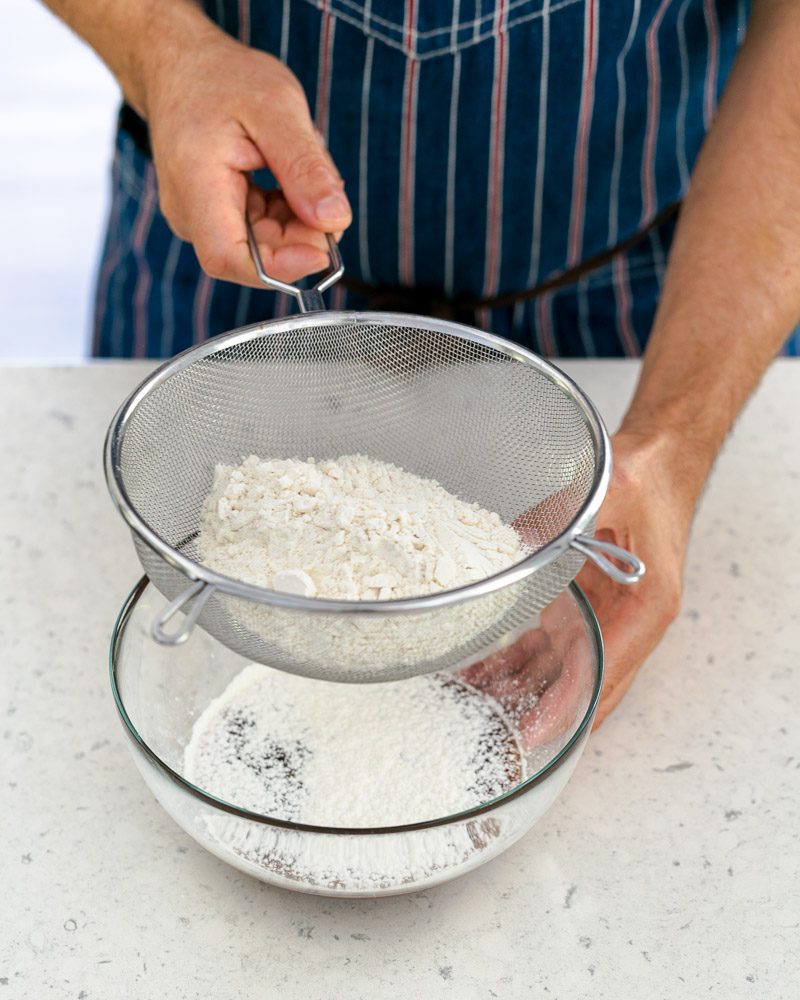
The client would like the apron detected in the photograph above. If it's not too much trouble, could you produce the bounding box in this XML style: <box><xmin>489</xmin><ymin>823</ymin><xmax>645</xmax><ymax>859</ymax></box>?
<box><xmin>94</xmin><ymin>1</ymin><xmax>778</xmax><ymax>359</ymax></box>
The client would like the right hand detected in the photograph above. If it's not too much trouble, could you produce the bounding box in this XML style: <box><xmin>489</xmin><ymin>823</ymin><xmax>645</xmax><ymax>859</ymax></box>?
<box><xmin>138</xmin><ymin>18</ymin><xmax>352</xmax><ymax>286</ymax></box>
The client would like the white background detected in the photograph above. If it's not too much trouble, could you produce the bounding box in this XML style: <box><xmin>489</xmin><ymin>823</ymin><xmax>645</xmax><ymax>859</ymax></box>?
<box><xmin>0</xmin><ymin>1</ymin><xmax>119</xmax><ymax>359</ymax></box>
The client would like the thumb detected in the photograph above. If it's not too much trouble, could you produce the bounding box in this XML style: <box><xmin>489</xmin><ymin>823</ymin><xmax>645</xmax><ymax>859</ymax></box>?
<box><xmin>256</xmin><ymin>91</ymin><xmax>352</xmax><ymax>233</ymax></box>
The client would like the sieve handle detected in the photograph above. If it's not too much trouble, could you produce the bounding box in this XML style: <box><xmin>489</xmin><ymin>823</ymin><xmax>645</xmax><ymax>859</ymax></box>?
<box><xmin>571</xmin><ymin>536</ymin><xmax>646</xmax><ymax>585</ymax></box>
<box><xmin>151</xmin><ymin>580</ymin><xmax>215</xmax><ymax>646</ymax></box>
<box><xmin>245</xmin><ymin>209</ymin><xmax>344</xmax><ymax>313</ymax></box>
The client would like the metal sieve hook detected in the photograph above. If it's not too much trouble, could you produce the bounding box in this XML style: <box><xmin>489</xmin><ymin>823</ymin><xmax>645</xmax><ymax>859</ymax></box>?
<box><xmin>570</xmin><ymin>536</ymin><xmax>645</xmax><ymax>585</ymax></box>
<box><xmin>152</xmin><ymin>580</ymin><xmax>216</xmax><ymax>646</ymax></box>
<box><xmin>245</xmin><ymin>208</ymin><xmax>343</xmax><ymax>314</ymax></box>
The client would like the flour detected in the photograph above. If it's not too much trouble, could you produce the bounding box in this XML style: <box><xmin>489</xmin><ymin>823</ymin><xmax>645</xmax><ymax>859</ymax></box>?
<box><xmin>198</xmin><ymin>454</ymin><xmax>526</xmax><ymax>601</ymax></box>
<box><xmin>184</xmin><ymin>663</ymin><xmax>525</xmax><ymax>827</ymax></box>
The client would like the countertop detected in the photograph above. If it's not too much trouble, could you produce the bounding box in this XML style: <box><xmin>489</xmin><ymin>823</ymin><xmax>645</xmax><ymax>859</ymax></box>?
<box><xmin>2</xmin><ymin>361</ymin><xmax>798</xmax><ymax>1000</ymax></box>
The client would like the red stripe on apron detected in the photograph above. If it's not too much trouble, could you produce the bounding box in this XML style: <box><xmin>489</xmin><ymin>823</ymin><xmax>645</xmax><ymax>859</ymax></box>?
<box><xmin>702</xmin><ymin>0</ymin><xmax>720</xmax><ymax>129</ymax></box>
<box><xmin>567</xmin><ymin>0</ymin><xmax>599</xmax><ymax>268</ymax></box>
<box><xmin>536</xmin><ymin>290</ymin><xmax>556</xmax><ymax>356</ymax></box>
<box><xmin>641</xmin><ymin>0</ymin><xmax>673</xmax><ymax>223</ymax></box>
<box><xmin>483</xmin><ymin>0</ymin><xmax>509</xmax><ymax>298</ymax></box>
<box><xmin>192</xmin><ymin>272</ymin><xmax>214</xmax><ymax>346</ymax></box>
<box><xmin>613</xmin><ymin>254</ymin><xmax>639</xmax><ymax>356</ymax></box>
<box><xmin>315</xmin><ymin>1</ymin><xmax>335</xmax><ymax>141</ymax></box>
<box><xmin>399</xmin><ymin>0</ymin><xmax>419</xmax><ymax>286</ymax></box>
<box><xmin>238</xmin><ymin>0</ymin><xmax>250</xmax><ymax>46</ymax></box>
<box><xmin>131</xmin><ymin>162</ymin><xmax>158</xmax><ymax>358</ymax></box>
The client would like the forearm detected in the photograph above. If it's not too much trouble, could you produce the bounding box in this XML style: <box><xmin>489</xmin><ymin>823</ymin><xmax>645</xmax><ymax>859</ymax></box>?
<box><xmin>39</xmin><ymin>0</ymin><xmax>219</xmax><ymax>116</ymax></box>
<box><xmin>622</xmin><ymin>0</ymin><xmax>800</xmax><ymax>500</ymax></box>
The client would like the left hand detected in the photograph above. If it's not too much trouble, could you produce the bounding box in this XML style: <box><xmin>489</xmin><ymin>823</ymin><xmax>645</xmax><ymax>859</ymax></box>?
<box><xmin>459</xmin><ymin>429</ymin><xmax>698</xmax><ymax>738</ymax></box>
<box><xmin>579</xmin><ymin>429</ymin><xmax>695</xmax><ymax>725</ymax></box>
<box><xmin>456</xmin><ymin>589</ymin><xmax>596</xmax><ymax>750</ymax></box>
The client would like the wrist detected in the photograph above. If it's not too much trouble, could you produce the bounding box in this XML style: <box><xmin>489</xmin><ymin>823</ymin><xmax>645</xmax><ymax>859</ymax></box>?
<box><xmin>127</xmin><ymin>1</ymin><xmax>224</xmax><ymax>118</ymax></box>
<box><xmin>617</xmin><ymin>355</ymin><xmax>732</xmax><ymax>502</ymax></box>
<box><xmin>611</xmin><ymin>421</ymin><xmax>713</xmax><ymax>516</ymax></box>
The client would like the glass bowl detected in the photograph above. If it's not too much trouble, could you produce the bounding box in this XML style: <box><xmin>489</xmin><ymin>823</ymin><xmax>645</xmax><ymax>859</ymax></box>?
<box><xmin>110</xmin><ymin>578</ymin><xmax>602</xmax><ymax>897</ymax></box>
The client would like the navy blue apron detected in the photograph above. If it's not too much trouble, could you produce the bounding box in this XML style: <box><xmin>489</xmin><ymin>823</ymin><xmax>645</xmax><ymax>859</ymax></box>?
<box><xmin>95</xmin><ymin>2</ymin><xmax>792</xmax><ymax>358</ymax></box>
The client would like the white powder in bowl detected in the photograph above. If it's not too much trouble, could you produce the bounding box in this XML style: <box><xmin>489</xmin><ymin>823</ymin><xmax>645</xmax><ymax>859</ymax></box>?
<box><xmin>184</xmin><ymin>663</ymin><xmax>525</xmax><ymax>827</ymax></box>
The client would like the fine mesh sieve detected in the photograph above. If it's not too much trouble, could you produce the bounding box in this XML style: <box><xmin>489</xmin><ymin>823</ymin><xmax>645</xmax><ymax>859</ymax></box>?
<box><xmin>104</xmin><ymin>232</ymin><xmax>644</xmax><ymax>683</ymax></box>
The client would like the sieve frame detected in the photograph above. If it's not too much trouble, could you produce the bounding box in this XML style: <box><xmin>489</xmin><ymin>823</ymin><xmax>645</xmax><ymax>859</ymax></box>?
<box><xmin>104</xmin><ymin>310</ymin><xmax>614</xmax><ymax>620</ymax></box>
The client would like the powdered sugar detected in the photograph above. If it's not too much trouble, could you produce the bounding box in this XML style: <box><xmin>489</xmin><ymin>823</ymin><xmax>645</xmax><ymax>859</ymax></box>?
<box><xmin>184</xmin><ymin>663</ymin><xmax>525</xmax><ymax>827</ymax></box>
<box><xmin>197</xmin><ymin>454</ymin><xmax>526</xmax><ymax>601</ymax></box>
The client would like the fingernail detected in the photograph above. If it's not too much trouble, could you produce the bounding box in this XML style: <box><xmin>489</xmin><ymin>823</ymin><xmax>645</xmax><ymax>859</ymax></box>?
<box><xmin>315</xmin><ymin>193</ymin><xmax>350</xmax><ymax>222</ymax></box>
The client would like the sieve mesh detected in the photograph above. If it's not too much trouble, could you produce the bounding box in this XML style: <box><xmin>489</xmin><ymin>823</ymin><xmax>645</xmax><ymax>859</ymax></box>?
<box><xmin>109</xmin><ymin>312</ymin><xmax>606</xmax><ymax>682</ymax></box>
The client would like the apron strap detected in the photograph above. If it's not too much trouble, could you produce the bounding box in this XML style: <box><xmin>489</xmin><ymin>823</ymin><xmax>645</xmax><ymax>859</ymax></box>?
<box><xmin>340</xmin><ymin>201</ymin><xmax>680</xmax><ymax>321</ymax></box>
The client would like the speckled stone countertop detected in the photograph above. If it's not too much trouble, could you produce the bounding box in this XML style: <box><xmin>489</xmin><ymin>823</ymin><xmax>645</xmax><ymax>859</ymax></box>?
<box><xmin>2</xmin><ymin>361</ymin><xmax>798</xmax><ymax>1000</ymax></box>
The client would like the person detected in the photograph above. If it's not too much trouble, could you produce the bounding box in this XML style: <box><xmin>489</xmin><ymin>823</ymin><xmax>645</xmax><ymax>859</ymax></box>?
<box><xmin>45</xmin><ymin>0</ymin><xmax>800</xmax><ymax>725</ymax></box>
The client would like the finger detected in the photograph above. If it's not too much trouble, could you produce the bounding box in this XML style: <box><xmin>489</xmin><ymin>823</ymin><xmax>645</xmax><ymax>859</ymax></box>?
<box><xmin>593</xmin><ymin>669</ymin><xmax>638</xmax><ymax>727</ymax></box>
<box><xmin>260</xmin><ymin>189</ymin><xmax>292</xmax><ymax>225</ymax></box>
<box><xmin>589</xmin><ymin>598</ymin><xmax>663</xmax><ymax>728</ymax></box>
<box><xmin>257</xmin><ymin>243</ymin><xmax>333</xmax><ymax>284</ymax></box>
<box><xmin>282</xmin><ymin>218</ymin><xmax>331</xmax><ymax>255</ymax></box>
<box><xmin>578</xmin><ymin>561</ymin><xmax>667</xmax><ymax>729</ymax></box>
<box><xmin>254</xmin><ymin>90</ymin><xmax>352</xmax><ymax>233</ymax></box>
<box><xmin>178</xmin><ymin>162</ymin><xmax>258</xmax><ymax>285</ymax></box>
<box><xmin>517</xmin><ymin>622</ymin><xmax>594</xmax><ymax>748</ymax></box>
<box><xmin>457</xmin><ymin>627</ymin><xmax>552</xmax><ymax>693</ymax></box>
<box><xmin>246</xmin><ymin>184</ymin><xmax>269</xmax><ymax>221</ymax></box>
<box><xmin>259</xmin><ymin>188</ymin><xmax>339</xmax><ymax>245</ymax></box>
<box><xmin>459</xmin><ymin>632</ymin><xmax>563</xmax><ymax>720</ymax></box>
<box><xmin>164</xmin><ymin>138</ymin><xmax>331</xmax><ymax>288</ymax></box>
<box><xmin>251</xmin><ymin>188</ymin><xmax>331</xmax><ymax>256</ymax></box>
<box><xmin>518</xmin><ymin>664</ymin><xmax>583</xmax><ymax>749</ymax></box>
<box><xmin>166</xmin><ymin>152</ymin><xmax>313</xmax><ymax>287</ymax></box>
<box><xmin>250</xmin><ymin>214</ymin><xmax>330</xmax><ymax>258</ymax></box>
<box><xmin>247</xmin><ymin>187</ymin><xmax>330</xmax><ymax>282</ymax></box>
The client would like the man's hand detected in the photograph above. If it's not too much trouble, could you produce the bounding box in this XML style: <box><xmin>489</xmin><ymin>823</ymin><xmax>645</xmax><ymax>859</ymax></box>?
<box><xmin>461</xmin><ymin>428</ymin><xmax>691</xmax><ymax>739</ymax></box>
<box><xmin>43</xmin><ymin>0</ymin><xmax>352</xmax><ymax>287</ymax></box>
<box><xmin>578</xmin><ymin>430</ymin><xmax>691</xmax><ymax>725</ymax></box>
<box><xmin>144</xmin><ymin>30</ymin><xmax>352</xmax><ymax>287</ymax></box>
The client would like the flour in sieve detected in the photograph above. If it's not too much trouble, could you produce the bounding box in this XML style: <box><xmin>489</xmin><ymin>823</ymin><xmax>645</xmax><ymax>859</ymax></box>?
<box><xmin>197</xmin><ymin>454</ymin><xmax>526</xmax><ymax>601</ymax></box>
<box><xmin>184</xmin><ymin>663</ymin><xmax>525</xmax><ymax>827</ymax></box>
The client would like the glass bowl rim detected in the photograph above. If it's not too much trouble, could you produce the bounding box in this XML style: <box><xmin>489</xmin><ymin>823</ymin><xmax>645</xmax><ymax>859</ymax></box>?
<box><xmin>110</xmin><ymin>576</ymin><xmax>603</xmax><ymax>836</ymax></box>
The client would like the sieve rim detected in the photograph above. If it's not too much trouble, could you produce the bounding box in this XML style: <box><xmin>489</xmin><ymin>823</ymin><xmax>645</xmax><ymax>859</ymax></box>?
<box><xmin>104</xmin><ymin>311</ymin><xmax>611</xmax><ymax>616</ymax></box>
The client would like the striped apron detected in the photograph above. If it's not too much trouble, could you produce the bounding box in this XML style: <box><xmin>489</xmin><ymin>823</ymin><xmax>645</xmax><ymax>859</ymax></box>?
<box><xmin>95</xmin><ymin>1</ymin><xmax>796</xmax><ymax>359</ymax></box>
